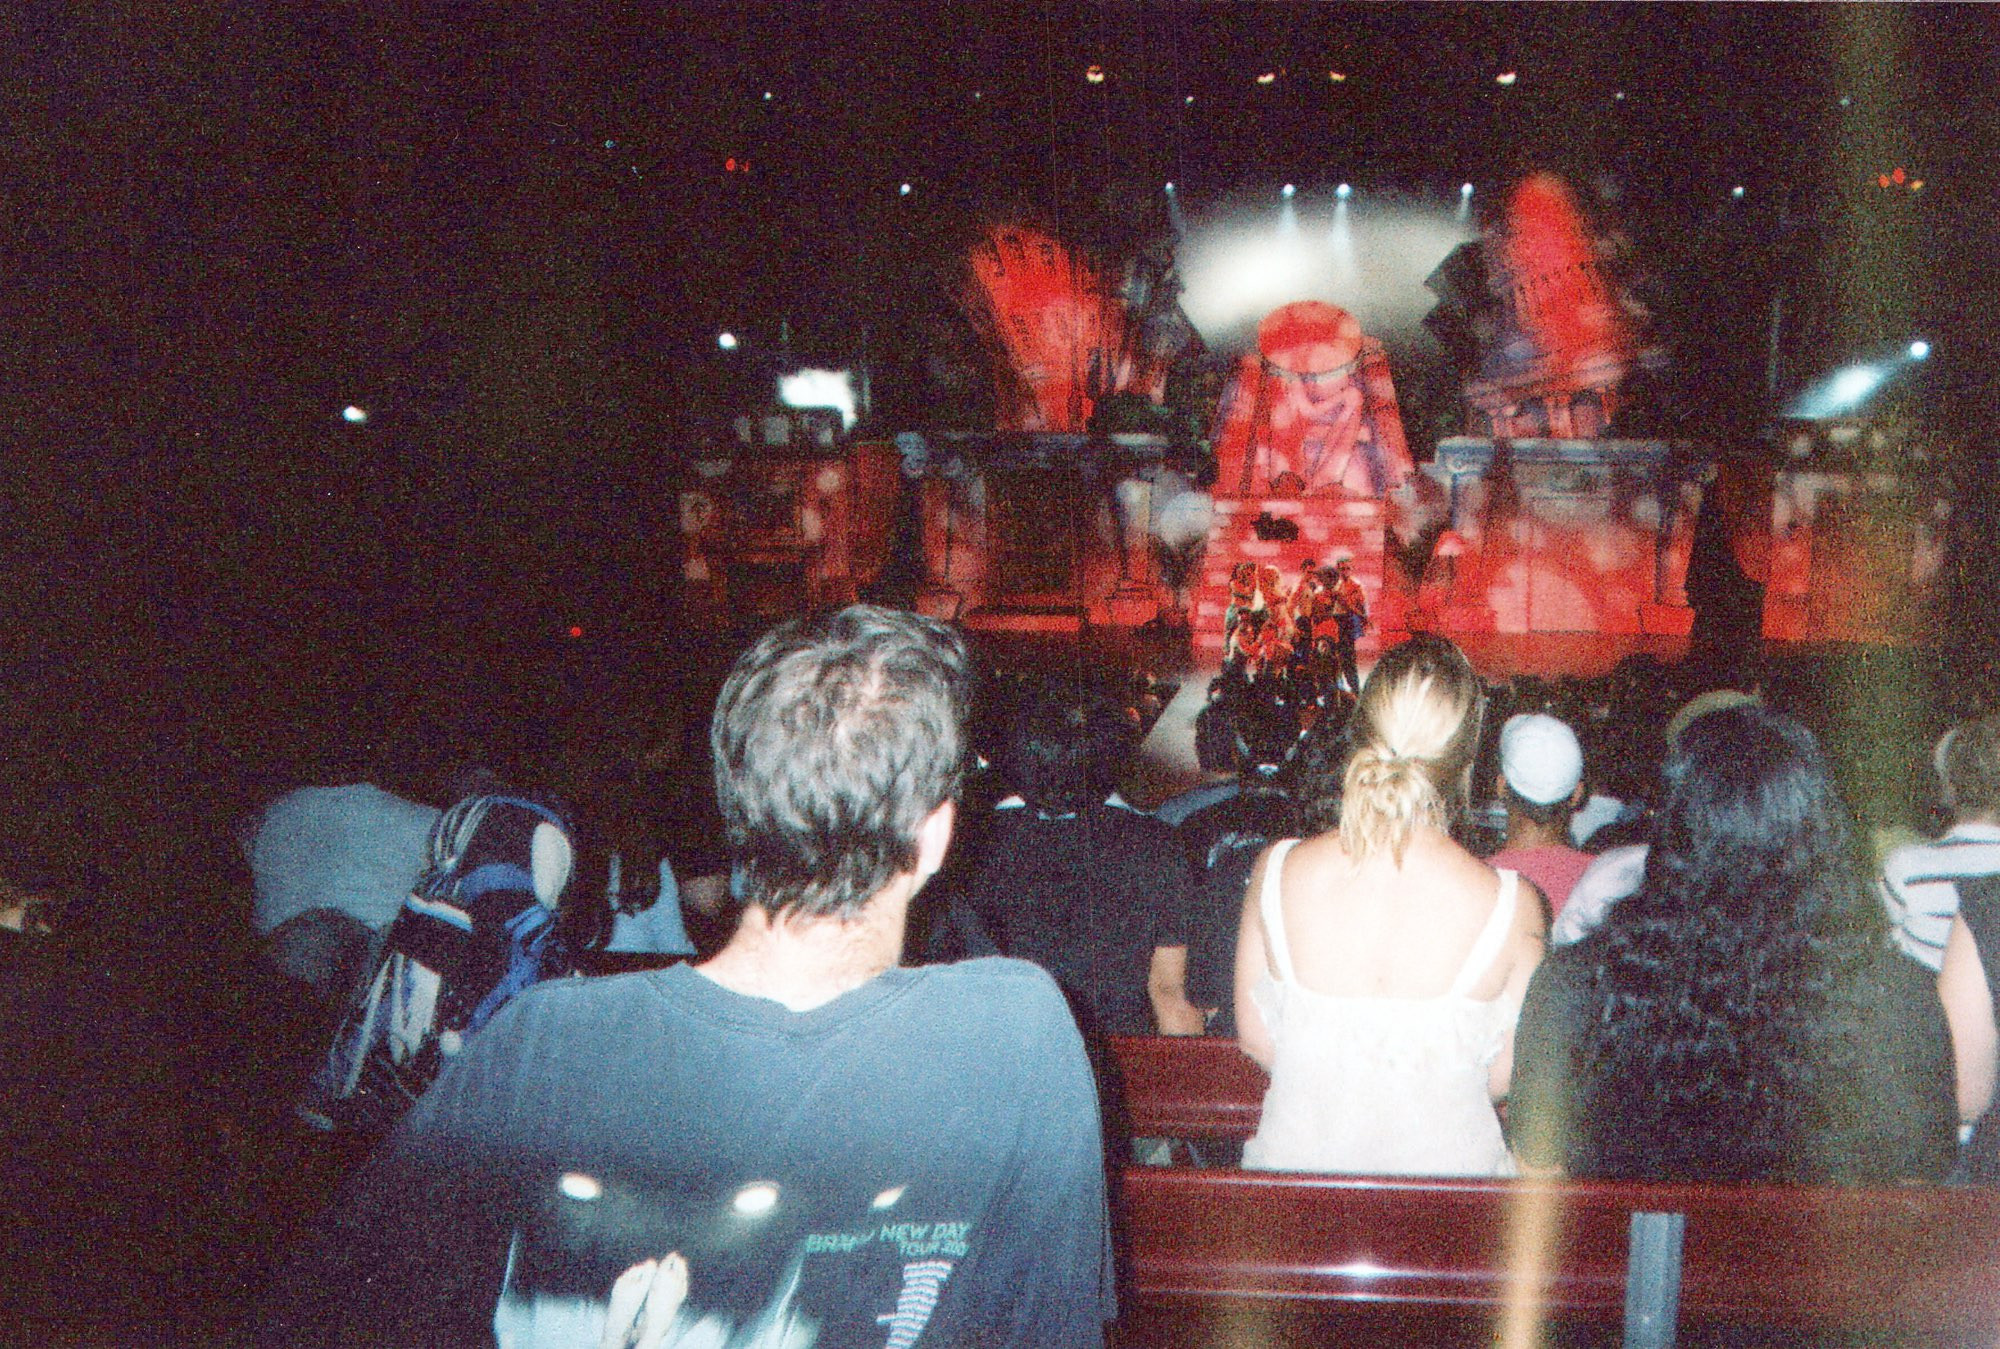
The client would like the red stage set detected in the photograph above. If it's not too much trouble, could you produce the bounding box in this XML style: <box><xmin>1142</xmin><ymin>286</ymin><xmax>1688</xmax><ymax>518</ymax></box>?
<box><xmin>678</xmin><ymin>175</ymin><xmax>1949</xmax><ymax>667</ymax></box>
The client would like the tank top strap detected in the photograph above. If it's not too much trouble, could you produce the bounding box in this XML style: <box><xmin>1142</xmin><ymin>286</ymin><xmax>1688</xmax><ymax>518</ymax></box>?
<box><xmin>1447</xmin><ymin>868</ymin><xmax>1518</xmax><ymax>999</ymax></box>
<box><xmin>1258</xmin><ymin>839</ymin><xmax>1303</xmax><ymax>985</ymax></box>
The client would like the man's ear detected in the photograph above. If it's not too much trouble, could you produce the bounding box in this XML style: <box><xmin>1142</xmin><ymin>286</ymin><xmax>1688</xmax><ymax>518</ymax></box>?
<box><xmin>915</xmin><ymin>800</ymin><xmax>956</xmax><ymax>880</ymax></box>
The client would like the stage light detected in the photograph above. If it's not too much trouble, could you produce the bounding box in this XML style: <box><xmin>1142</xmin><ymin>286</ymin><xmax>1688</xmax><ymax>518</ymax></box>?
<box><xmin>1460</xmin><ymin>182</ymin><xmax>1474</xmax><ymax>197</ymax></box>
<box><xmin>1184</xmin><ymin>94</ymin><xmax>1194</xmax><ymax>104</ymax></box>
<box><xmin>1731</xmin><ymin>185</ymin><xmax>1746</xmax><ymax>199</ymax></box>
<box><xmin>1911</xmin><ymin>179</ymin><xmax>1925</xmax><ymax>191</ymax></box>
<box><xmin>780</xmin><ymin>368</ymin><xmax>858</xmax><ymax>427</ymax></box>
<box><xmin>1085</xmin><ymin>64</ymin><xmax>1106</xmax><ymax>84</ymax></box>
<box><xmin>1910</xmin><ymin>340</ymin><xmax>1931</xmax><ymax>360</ymax></box>
<box><xmin>1878</xmin><ymin>175</ymin><xmax>1892</xmax><ymax>189</ymax></box>
<box><xmin>1256</xmin><ymin>71</ymin><xmax>1277</xmax><ymax>85</ymax></box>
<box><xmin>1335</xmin><ymin>182</ymin><xmax>1352</xmax><ymax>200</ymax></box>
<box><xmin>899</xmin><ymin>182</ymin><xmax>912</xmax><ymax>196</ymax></box>
<box><xmin>1164</xmin><ymin>181</ymin><xmax>1175</xmax><ymax>193</ymax></box>
<box><xmin>1328</xmin><ymin>71</ymin><xmax>1347</xmax><ymax>83</ymax></box>
<box><xmin>1893</xmin><ymin>167</ymin><xmax>1906</xmax><ymax>184</ymax></box>
<box><xmin>1281</xmin><ymin>183</ymin><xmax>1296</xmax><ymax>198</ymax></box>
<box><xmin>1839</xmin><ymin>95</ymin><xmax>1852</xmax><ymax>107</ymax></box>
<box><xmin>1495</xmin><ymin>71</ymin><xmax>1518</xmax><ymax>86</ymax></box>
<box><xmin>1614</xmin><ymin>90</ymin><xmax>1626</xmax><ymax>101</ymax></box>
<box><xmin>341</xmin><ymin>405</ymin><xmax>367</xmax><ymax>424</ymax></box>
<box><xmin>762</xmin><ymin>91</ymin><xmax>773</xmax><ymax>101</ymax></box>
<box><xmin>717</xmin><ymin>332</ymin><xmax>738</xmax><ymax>350</ymax></box>
<box><xmin>1829</xmin><ymin>366</ymin><xmax>1884</xmax><ymax>405</ymax></box>
<box><xmin>567</xmin><ymin>624</ymin><xmax>584</xmax><ymax>639</ymax></box>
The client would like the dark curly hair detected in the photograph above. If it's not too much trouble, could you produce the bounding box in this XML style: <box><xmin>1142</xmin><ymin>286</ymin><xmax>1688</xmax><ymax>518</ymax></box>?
<box><xmin>1575</xmin><ymin>703</ymin><xmax>1891</xmax><ymax>1182</ymax></box>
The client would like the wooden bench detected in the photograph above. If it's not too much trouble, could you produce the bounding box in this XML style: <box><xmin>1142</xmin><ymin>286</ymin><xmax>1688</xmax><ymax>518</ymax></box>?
<box><xmin>1105</xmin><ymin>1035</ymin><xmax>2000</xmax><ymax>1347</ymax></box>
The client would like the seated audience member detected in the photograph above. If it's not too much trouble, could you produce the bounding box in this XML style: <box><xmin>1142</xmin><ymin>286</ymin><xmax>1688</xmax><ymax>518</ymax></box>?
<box><xmin>248</xmin><ymin>760</ymin><xmax>440</xmax><ymax>1011</ymax></box>
<box><xmin>1508</xmin><ymin>704</ymin><xmax>1956</xmax><ymax>1183</ymax></box>
<box><xmin>1235</xmin><ymin>635</ymin><xmax>1545</xmax><ymax>1177</ymax></box>
<box><xmin>1488</xmin><ymin>713</ymin><xmax>1593</xmax><ymax>921</ymax></box>
<box><xmin>1550</xmin><ymin>688</ymin><xmax>1762</xmax><ymax>947</ymax></box>
<box><xmin>961</xmin><ymin>679</ymin><xmax>1205</xmax><ymax>1037</ymax></box>
<box><xmin>1178</xmin><ymin>682</ymin><xmax>1321</xmax><ymax>1033</ymax></box>
<box><xmin>260</xmin><ymin>606</ymin><xmax>1112</xmax><ymax>1347</ymax></box>
<box><xmin>1882</xmin><ymin>714</ymin><xmax>2000</xmax><ymax>972</ymax></box>
<box><xmin>296</xmin><ymin>792</ymin><xmax>577</xmax><ymax>1136</ymax></box>
<box><xmin>1149</xmin><ymin>685</ymin><xmax>1249</xmax><ymax>826</ymax></box>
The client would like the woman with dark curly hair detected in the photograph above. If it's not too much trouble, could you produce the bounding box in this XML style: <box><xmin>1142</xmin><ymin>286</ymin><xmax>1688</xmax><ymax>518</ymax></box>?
<box><xmin>1506</xmin><ymin>703</ymin><xmax>1956</xmax><ymax>1183</ymax></box>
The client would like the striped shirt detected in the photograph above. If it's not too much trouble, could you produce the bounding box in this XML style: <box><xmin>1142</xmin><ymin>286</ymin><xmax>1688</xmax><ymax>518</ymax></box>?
<box><xmin>1879</xmin><ymin>821</ymin><xmax>2000</xmax><ymax>971</ymax></box>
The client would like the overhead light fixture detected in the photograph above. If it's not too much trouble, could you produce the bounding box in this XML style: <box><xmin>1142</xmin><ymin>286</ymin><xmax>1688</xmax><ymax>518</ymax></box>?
<box><xmin>717</xmin><ymin>332</ymin><xmax>738</xmax><ymax>351</ymax></box>
<box><xmin>899</xmin><ymin>182</ymin><xmax>912</xmax><ymax>196</ymax></box>
<box><xmin>1731</xmin><ymin>185</ymin><xmax>1746</xmax><ymax>199</ymax></box>
<box><xmin>1495</xmin><ymin>71</ymin><xmax>1518</xmax><ymax>86</ymax></box>
<box><xmin>1460</xmin><ymin>182</ymin><xmax>1475</xmax><ymax>197</ymax></box>
<box><xmin>341</xmin><ymin>405</ymin><xmax>368</xmax><ymax>424</ymax></box>
<box><xmin>1281</xmin><ymin>183</ymin><xmax>1296</xmax><ymax>198</ymax></box>
<box><xmin>1335</xmin><ymin>182</ymin><xmax>1352</xmax><ymax>200</ymax></box>
<box><xmin>1085</xmin><ymin>64</ymin><xmax>1106</xmax><ymax>84</ymax></box>
<box><xmin>1327</xmin><ymin>71</ymin><xmax>1347</xmax><ymax>83</ymax></box>
<box><xmin>1256</xmin><ymin>71</ymin><xmax>1278</xmax><ymax>86</ymax></box>
<box><xmin>1909</xmin><ymin>340</ymin><xmax>1931</xmax><ymax>360</ymax></box>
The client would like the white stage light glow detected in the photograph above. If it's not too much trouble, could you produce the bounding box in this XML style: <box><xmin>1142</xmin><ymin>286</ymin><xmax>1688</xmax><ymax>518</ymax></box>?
<box><xmin>1460</xmin><ymin>183</ymin><xmax>1474</xmax><ymax>197</ymax></box>
<box><xmin>1731</xmin><ymin>185</ymin><xmax>1746</xmax><ymax>199</ymax></box>
<box><xmin>1164</xmin><ymin>181</ymin><xmax>1174</xmax><ymax>193</ymax></box>
<box><xmin>899</xmin><ymin>182</ymin><xmax>912</xmax><ymax>196</ymax></box>
<box><xmin>1174</xmin><ymin>191</ymin><xmax>1478</xmax><ymax>354</ymax></box>
<box><xmin>341</xmin><ymin>405</ymin><xmax>368</xmax><ymax>424</ymax></box>
<box><xmin>779</xmin><ymin>369</ymin><xmax>859</xmax><ymax>428</ymax></box>
<box><xmin>1335</xmin><ymin>182</ymin><xmax>1353</xmax><ymax>200</ymax></box>
<box><xmin>1281</xmin><ymin>183</ymin><xmax>1296</xmax><ymax>198</ymax></box>
<box><xmin>1910</xmin><ymin>340</ymin><xmax>1931</xmax><ymax>360</ymax></box>
<box><xmin>717</xmin><ymin>332</ymin><xmax>739</xmax><ymax>351</ymax></box>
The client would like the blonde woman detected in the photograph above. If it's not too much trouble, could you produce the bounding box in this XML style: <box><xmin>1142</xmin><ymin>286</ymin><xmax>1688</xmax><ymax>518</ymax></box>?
<box><xmin>1234</xmin><ymin>635</ymin><xmax>1545</xmax><ymax>1175</ymax></box>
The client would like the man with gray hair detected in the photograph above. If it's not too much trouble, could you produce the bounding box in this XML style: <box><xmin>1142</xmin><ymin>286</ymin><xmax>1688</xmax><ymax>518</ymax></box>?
<box><xmin>1881</xmin><ymin>713</ymin><xmax>2000</xmax><ymax>971</ymax></box>
<box><xmin>263</xmin><ymin>606</ymin><xmax>1112</xmax><ymax>1348</ymax></box>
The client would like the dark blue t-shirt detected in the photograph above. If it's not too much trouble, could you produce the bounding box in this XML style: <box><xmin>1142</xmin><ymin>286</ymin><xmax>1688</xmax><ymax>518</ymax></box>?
<box><xmin>261</xmin><ymin>958</ymin><xmax>1111</xmax><ymax>1347</ymax></box>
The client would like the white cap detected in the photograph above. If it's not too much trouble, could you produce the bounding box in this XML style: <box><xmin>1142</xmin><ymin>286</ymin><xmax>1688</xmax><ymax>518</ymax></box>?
<box><xmin>1500</xmin><ymin>713</ymin><xmax>1584</xmax><ymax>806</ymax></box>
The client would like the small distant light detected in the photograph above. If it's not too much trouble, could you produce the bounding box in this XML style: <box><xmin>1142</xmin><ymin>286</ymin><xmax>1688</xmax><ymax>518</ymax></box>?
<box><xmin>1731</xmin><ymin>185</ymin><xmax>1746</xmax><ymax>199</ymax></box>
<box><xmin>899</xmin><ymin>182</ymin><xmax>912</xmax><ymax>196</ymax></box>
<box><xmin>1495</xmin><ymin>71</ymin><xmax>1518</xmax><ymax>86</ymax></box>
<box><xmin>1184</xmin><ymin>94</ymin><xmax>1194</xmax><ymax>104</ymax></box>
<box><xmin>567</xmin><ymin>624</ymin><xmax>584</xmax><ymax>639</ymax></box>
<box><xmin>733</xmin><ymin>1182</ymin><xmax>780</xmax><ymax>1216</ymax></box>
<box><xmin>1891</xmin><ymin>166</ymin><xmax>1906</xmax><ymax>185</ymax></box>
<box><xmin>1878</xmin><ymin>174</ymin><xmax>1892</xmax><ymax>189</ymax></box>
<box><xmin>972</xmin><ymin>90</ymin><xmax>982</xmax><ymax>100</ymax></box>
<box><xmin>1335</xmin><ymin>182</ymin><xmax>1352</xmax><ymax>200</ymax></box>
<box><xmin>1910</xmin><ymin>179</ymin><xmax>1924</xmax><ymax>192</ymax></box>
<box><xmin>1085</xmin><ymin>64</ymin><xmax>1106</xmax><ymax>84</ymax></box>
<box><xmin>1460</xmin><ymin>182</ymin><xmax>1475</xmax><ymax>197</ymax></box>
<box><xmin>603</xmin><ymin>139</ymin><xmax>616</xmax><ymax>150</ymax></box>
<box><xmin>1327</xmin><ymin>71</ymin><xmax>1347</xmax><ymax>83</ymax></box>
<box><xmin>1281</xmin><ymin>183</ymin><xmax>1296</xmax><ymax>198</ymax></box>
<box><xmin>871</xmin><ymin>1186</ymin><xmax>907</xmax><ymax>1210</ymax></box>
<box><xmin>341</xmin><ymin>405</ymin><xmax>367</xmax><ymax>424</ymax></box>
<box><xmin>1255</xmin><ymin>71</ymin><xmax>1277</xmax><ymax>86</ymax></box>
<box><xmin>762</xmin><ymin>90</ymin><xmax>773</xmax><ymax>101</ymax></box>
<box><xmin>725</xmin><ymin>157</ymin><xmax>737</xmax><ymax>172</ymax></box>
<box><xmin>1839</xmin><ymin>95</ymin><xmax>1852</xmax><ymax>107</ymax></box>
<box><xmin>1164</xmin><ymin>181</ymin><xmax>1175</xmax><ymax>193</ymax></box>
<box><xmin>1614</xmin><ymin>90</ymin><xmax>1626</xmax><ymax>101</ymax></box>
<box><xmin>1910</xmin><ymin>340</ymin><xmax>1931</xmax><ymax>360</ymax></box>
<box><xmin>717</xmin><ymin>332</ymin><xmax>738</xmax><ymax>351</ymax></box>
<box><xmin>559</xmin><ymin>1172</ymin><xmax>602</xmax><ymax>1202</ymax></box>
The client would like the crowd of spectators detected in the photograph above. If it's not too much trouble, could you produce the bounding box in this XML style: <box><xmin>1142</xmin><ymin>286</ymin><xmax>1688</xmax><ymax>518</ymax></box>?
<box><xmin>10</xmin><ymin>607</ymin><xmax>2000</xmax><ymax>1343</ymax></box>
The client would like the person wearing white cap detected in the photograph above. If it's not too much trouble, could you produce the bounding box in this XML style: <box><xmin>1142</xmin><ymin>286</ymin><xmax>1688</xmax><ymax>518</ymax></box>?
<box><xmin>1489</xmin><ymin>713</ymin><xmax>1593</xmax><ymax>921</ymax></box>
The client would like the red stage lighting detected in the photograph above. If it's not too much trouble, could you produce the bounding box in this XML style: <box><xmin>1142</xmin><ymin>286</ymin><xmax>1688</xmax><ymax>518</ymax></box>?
<box><xmin>1085</xmin><ymin>64</ymin><xmax>1106</xmax><ymax>84</ymax></box>
<box><xmin>568</xmin><ymin>625</ymin><xmax>584</xmax><ymax>639</ymax></box>
<box><xmin>1878</xmin><ymin>174</ymin><xmax>1892</xmax><ymax>188</ymax></box>
<box><xmin>1892</xmin><ymin>167</ymin><xmax>1906</xmax><ymax>184</ymax></box>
